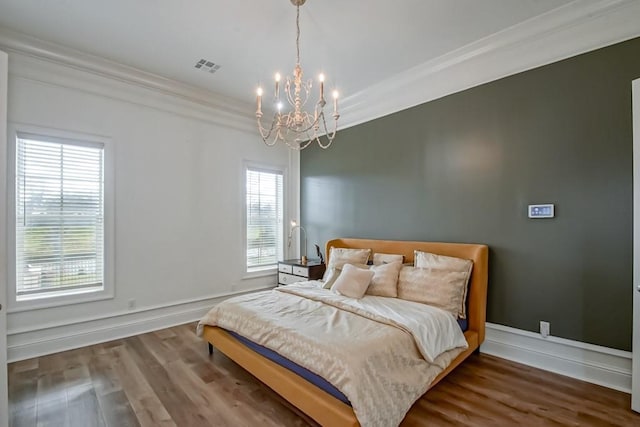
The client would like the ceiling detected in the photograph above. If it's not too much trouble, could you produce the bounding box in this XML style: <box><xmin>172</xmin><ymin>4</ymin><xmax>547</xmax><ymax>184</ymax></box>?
<box><xmin>0</xmin><ymin>0</ymin><xmax>576</xmax><ymax>109</ymax></box>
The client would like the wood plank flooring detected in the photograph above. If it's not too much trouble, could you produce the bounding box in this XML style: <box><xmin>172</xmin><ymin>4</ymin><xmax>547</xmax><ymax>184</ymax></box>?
<box><xmin>8</xmin><ymin>323</ymin><xmax>640</xmax><ymax>426</ymax></box>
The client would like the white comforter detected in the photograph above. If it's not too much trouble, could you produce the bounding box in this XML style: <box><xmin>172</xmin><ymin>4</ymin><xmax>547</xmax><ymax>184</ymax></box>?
<box><xmin>197</xmin><ymin>283</ymin><xmax>468</xmax><ymax>427</ymax></box>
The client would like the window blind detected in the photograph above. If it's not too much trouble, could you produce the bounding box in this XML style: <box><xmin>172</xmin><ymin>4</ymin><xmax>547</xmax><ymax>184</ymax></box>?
<box><xmin>246</xmin><ymin>168</ymin><xmax>284</xmax><ymax>271</ymax></box>
<box><xmin>15</xmin><ymin>135</ymin><xmax>105</xmax><ymax>298</ymax></box>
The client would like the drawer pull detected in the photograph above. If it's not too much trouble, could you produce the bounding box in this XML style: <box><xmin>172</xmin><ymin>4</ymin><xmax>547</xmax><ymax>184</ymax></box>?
<box><xmin>292</xmin><ymin>266</ymin><xmax>309</xmax><ymax>276</ymax></box>
<box><xmin>278</xmin><ymin>264</ymin><xmax>293</xmax><ymax>273</ymax></box>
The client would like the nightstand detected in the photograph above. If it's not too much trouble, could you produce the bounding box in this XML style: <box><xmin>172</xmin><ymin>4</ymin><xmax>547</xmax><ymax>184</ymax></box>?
<box><xmin>278</xmin><ymin>259</ymin><xmax>326</xmax><ymax>285</ymax></box>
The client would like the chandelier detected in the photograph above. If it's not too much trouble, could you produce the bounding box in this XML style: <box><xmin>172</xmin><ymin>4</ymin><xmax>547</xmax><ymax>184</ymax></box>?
<box><xmin>255</xmin><ymin>0</ymin><xmax>339</xmax><ymax>150</ymax></box>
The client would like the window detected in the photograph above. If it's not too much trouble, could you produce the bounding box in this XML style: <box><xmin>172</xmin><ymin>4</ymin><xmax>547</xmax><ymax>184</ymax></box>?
<box><xmin>245</xmin><ymin>166</ymin><xmax>284</xmax><ymax>272</ymax></box>
<box><xmin>14</xmin><ymin>132</ymin><xmax>106</xmax><ymax>302</ymax></box>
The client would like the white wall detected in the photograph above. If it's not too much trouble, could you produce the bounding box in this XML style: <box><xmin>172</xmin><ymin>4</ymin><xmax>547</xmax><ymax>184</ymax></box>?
<box><xmin>2</xmin><ymin>44</ymin><xmax>298</xmax><ymax>361</ymax></box>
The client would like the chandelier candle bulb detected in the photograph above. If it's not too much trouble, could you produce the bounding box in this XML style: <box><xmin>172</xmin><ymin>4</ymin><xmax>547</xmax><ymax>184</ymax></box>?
<box><xmin>275</xmin><ymin>73</ymin><xmax>281</xmax><ymax>99</ymax></box>
<box><xmin>256</xmin><ymin>87</ymin><xmax>263</xmax><ymax>115</ymax></box>
<box><xmin>332</xmin><ymin>90</ymin><xmax>339</xmax><ymax>115</ymax></box>
<box><xmin>319</xmin><ymin>73</ymin><xmax>325</xmax><ymax>100</ymax></box>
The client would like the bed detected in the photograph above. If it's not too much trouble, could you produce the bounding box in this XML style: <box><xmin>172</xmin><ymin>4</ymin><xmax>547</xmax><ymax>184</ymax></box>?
<box><xmin>199</xmin><ymin>238</ymin><xmax>488</xmax><ymax>426</ymax></box>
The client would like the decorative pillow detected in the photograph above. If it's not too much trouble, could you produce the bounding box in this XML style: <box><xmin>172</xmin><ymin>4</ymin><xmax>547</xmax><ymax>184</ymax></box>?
<box><xmin>322</xmin><ymin>247</ymin><xmax>371</xmax><ymax>281</ymax></box>
<box><xmin>322</xmin><ymin>267</ymin><xmax>341</xmax><ymax>289</ymax></box>
<box><xmin>366</xmin><ymin>261</ymin><xmax>402</xmax><ymax>297</ymax></box>
<box><xmin>413</xmin><ymin>250</ymin><xmax>473</xmax><ymax>318</ymax></box>
<box><xmin>330</xmin><ymin>264</ymin><xmax>375</xmax><ymax>299</ymax></box>
<box><xmin>372</xmin><ymin>252</ymin><xmax>405</xmax><ymax>265</ymax></box>
<box><xmin>322</xmin><ymin>262</ymin><xmax>369</xmax><ymax>289</ymax></box>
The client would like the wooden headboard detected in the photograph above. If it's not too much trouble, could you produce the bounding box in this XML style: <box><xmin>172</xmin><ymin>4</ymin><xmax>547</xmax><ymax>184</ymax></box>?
<box><xmin>326</xmin><ymin>238</ymin><xmax>489</xmax><ymax>344</ymax></box>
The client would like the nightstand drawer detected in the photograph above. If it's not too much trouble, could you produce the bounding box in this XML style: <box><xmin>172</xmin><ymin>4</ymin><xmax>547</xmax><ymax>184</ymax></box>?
<box><xmin>279</xmin><ymin>272</ymin><xmax>301</xmax><ymax>285</ymax></box>
<box><xmin>278</xmin><ymin>263</ymin><xmax>293</xmax><ymax>273</ymax></box>
<box><xmin>292</xmin><ymin>266</ymin><xmax>309</xmax><ymax>277</ymax></box>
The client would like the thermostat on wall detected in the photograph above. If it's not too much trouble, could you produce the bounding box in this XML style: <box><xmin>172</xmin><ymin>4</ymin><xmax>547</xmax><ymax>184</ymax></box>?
<box><xmin>528</xmin><ymin>204</ymin><xmax>554</xmax><ymax>218</ymax></box>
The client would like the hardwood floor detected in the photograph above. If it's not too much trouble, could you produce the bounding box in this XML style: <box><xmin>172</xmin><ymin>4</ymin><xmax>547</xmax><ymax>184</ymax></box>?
<box><xmin>8</xmin><ymin>323</ymin><xmax>640</xmax><ymax>426</ymax></box>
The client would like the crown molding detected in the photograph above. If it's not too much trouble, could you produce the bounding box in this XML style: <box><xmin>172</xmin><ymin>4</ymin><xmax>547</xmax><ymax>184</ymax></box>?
<box><xmin>0</xmin><ymin>27</ymin><xmax>257</xmax><ymax>133</ymax></box>
<box><xmin>340</xmin><ymin>0</ymin><xmax>640</xmax><ymax>129</ymax></box>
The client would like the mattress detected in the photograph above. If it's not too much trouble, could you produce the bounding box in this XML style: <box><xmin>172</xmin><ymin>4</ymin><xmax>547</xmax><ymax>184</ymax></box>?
<box><xmin>227</xmin><ymin>329</ymin><xmax>351</xmax><ymax>405</ymax></box>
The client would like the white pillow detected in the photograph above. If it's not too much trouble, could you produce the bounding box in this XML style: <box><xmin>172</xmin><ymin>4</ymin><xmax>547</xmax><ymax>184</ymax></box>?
<box><xmin>366</xmin><ymin>261</ymin><xmax>402</xmax><ymax>297</ymax></box>
<box><xmin>322</xmin><ymin>266</ymin><xmax>341</xmax><ymax>289</ymax></box>
<box><xmin>331</xmin><ymin>264</ymin><xmax>374</xmax><ymax>299</ymax></box>
<box><xmin>323</xmin><ymin>247</ymin><xmax>371</xmax><ymax>281</ymax></box>
<box><xmin>372</xmin><ymin>252</ymin><xmax>404</xmax><ymax>265</ymax></box>
<box><xmin>322</xmin><ymin>262</ymin><xmax>368</xmax><ymax>289</ymax></box>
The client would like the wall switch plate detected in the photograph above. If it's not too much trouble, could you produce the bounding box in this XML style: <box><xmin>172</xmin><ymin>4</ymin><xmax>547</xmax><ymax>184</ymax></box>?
<box><xmin>528</xmin><ymin>204</ymin><xmax>554</xmax><ymax>218</ymax></box>
<box><xmin>540</xmin><ymin>321</ymin><xmax>550</xmax><ymax>338</ymax></box>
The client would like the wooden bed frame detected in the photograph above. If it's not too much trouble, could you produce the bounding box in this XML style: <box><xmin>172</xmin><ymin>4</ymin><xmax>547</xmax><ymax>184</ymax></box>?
<box><xmin>201</xmin><ymin>238</ymin><xmax>489</xmax><ymax>426</ymax></box>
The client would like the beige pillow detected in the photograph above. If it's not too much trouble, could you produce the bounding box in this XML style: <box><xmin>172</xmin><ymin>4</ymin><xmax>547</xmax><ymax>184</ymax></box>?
<box><xmin>323</xmin><ymin>247</ymin><xmax>371</xmax><ymax>281</ymax></box>
<box><xmin>413</xmin><ymin>250</ymin><xmax>473</xmax><ymax>318</ymax></box>
<box><xmin>322</xmin><ymin>262</ymin><xmax>369</xmax><ymax>289</ymax></box>
<box><xmin>366</xmin><ymin>261</ymin><xmax>402</xmax><ymax>297</ymax></box>
<box><xmin>322</xmin><ymin>267</ymin><xmax>341</xmax><ymax>289</ymax></box>
<box><xmin>372</xmin><ymin>252</ymin><xmax>405</xmax><ymax>265</ymax></box>
<box><xmin>331</xmin><ymin>264</ymin><xmax>374</xmax><ymax>299</ymax></box>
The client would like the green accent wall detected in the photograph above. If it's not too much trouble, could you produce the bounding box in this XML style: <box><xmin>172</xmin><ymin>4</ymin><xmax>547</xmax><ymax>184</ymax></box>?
<box><xmin>301</xmin><ymin>37</ymin><xmax>640</xmax><ymax>351</ymax></box>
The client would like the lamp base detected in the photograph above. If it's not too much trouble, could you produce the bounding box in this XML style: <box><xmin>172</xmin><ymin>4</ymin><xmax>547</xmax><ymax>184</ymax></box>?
<box><xmin>301</xmin><ymin>256</ymin><xmax>308</xmax><ymax>265</ymax></box>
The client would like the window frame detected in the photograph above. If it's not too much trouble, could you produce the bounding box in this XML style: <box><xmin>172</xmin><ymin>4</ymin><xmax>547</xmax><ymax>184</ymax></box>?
<box><xmin>7</xmin><ymin>123</ymin><xmax>115</xmax><ymax>312</ymax></box>
<box><xmin>242</xmin><ymin>161</ymin><xmax>287</xmax><ymax>278</ymax></box>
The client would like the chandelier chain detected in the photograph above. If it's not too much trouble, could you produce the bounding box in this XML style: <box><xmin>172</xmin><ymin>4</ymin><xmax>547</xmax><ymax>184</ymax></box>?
<box><xmin>295</xmin><ymin>5</ymin><xmax>300</xmax><ymax>64</ymax></box>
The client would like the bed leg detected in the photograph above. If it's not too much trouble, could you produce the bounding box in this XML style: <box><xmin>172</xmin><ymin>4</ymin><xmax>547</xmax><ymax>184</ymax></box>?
<box><xmin>208</xmin><ymin>342</ymin><xmax>213</xmax><ymax>355</ymax></box>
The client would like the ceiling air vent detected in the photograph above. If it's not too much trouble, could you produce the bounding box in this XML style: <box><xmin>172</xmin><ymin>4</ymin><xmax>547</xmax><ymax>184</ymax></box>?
<box><xmin>195</xmin><ymin>59</ymin><xmax>221</xmax><ymax>74</ymax></box>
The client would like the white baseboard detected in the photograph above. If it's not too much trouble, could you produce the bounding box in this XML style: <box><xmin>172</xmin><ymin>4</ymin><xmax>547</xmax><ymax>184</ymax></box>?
<box><xmin>6</xmin><ymin>287</ymin><xmax>271</xmax><ymax>362</ymax></box>
<box><xmin>481</xmin><ymin>322</ymin><xmax>632</xmax><ymax>393</ymax></box>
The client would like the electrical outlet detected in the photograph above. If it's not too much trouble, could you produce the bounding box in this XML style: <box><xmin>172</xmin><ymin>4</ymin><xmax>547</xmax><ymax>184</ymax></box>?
<box><xmin>540</xmin><ymin>321</ymin><xmax>550</xmax><ymax>338</ymax></box>
<box><xmin>128</xmin><ymin>299</ymin><xmax>136</xmax><ymax>310</ymax></box>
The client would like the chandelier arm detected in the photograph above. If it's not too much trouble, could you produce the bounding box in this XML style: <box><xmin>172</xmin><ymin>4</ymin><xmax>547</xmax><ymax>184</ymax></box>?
<box><xmin>300</xmin><ymin>79</ymin><xmax>312</xmax><ymax>109</ymax></box>
<box><xmin>285</xmin><ymin>79</ymin><xmax>296</xmax><ymax>107</ymax></box>
<box><xmin>258</xmin><ymin>111</ymin><xmax>337</xmax><ymax>145</ymax></box>
<box><xmin>284</xmin><ymin>78</ymin><xmax>292</xmax><ymax>105</ymax></box>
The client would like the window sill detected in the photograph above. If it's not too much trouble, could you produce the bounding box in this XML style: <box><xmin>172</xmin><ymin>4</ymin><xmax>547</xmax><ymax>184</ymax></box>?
<box><xmin>242</xmin><ymin>268</ymin><xmax>277</xmax><ymax>280</ymax></box>
<box><xmin>8</xmin><ymin>288</ymin><xmax>114</xmax><ymax>313</ymax></box>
